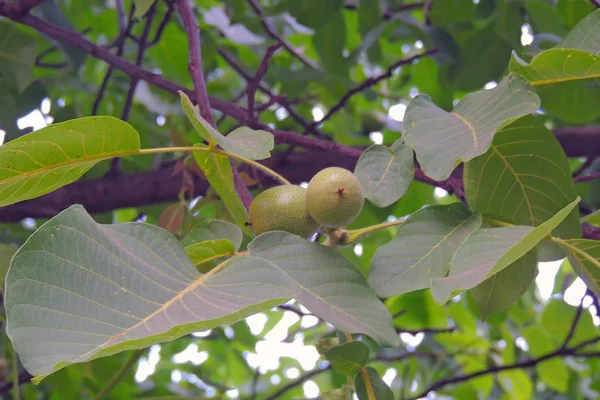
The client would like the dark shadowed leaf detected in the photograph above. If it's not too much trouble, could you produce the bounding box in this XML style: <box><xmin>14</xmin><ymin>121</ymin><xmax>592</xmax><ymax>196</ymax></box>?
<box><xmin>193</xmin><ymin>146</ymin><xmax>250</xmax><ymax>235</ymax></box>
<box><xmin>249</xmin><ymin>232</ymin><xmax>399</xmax><ymax>346</ymax></box>
<box><xmin>369</xmin><ymin>204</ymin><xmax>481</xmax><ymax>298</ymax></box>
<box><xmin>464</xmin><ymin>115</ymin><xmax>581</xmax><ymax>239</ymax></box>
<box><xmin>180</xmin><ymin>92</ymin><xmax>274</xmax><ymax>160</ymax></box>
<box><xmin>0</xmin><ymin>244</ymin><xmax>17</xmax><ymax>290</ymax></box>
<box><xmin>313</xmin><ymin>10</ymin><xmax>347</xmax><ymax>77</ymax></box>
<box><xmin>355</xmin><ymin>367</ymin><xmax>394</xmax><ymax>400</ymax></box>
<box><xmin>0</xmin><ymin>117</ymin><xmax>140</xmax><ymax>207</ymax></box>
<box><xmin>0</xmin><ymin>20</ymin><xmax>37</xmax><ymax>92</ymax></box>
<box><xmin>471</xmin><ymin>251</ymin><xmax>538</xmax><ymax>318</ymax></box>
<box><xmin>522</xmin><ymin>325</ymin><xmax>569</xmax><ymax>393</ymax></box>
<box><xmin>269</xmin><ymin>0</ymin><xmax>344</xmax><ymax>29</ymax></box>
<box><xmin>323</xmin><ymin>341</ymin><xmax>369</xmax><ymax>376</ymax></box>
<box><xmin>354</xmin><ymin>142</ymin><xmax>414</xmax><ymax>207</ymax></box>
<box><xmin>432</xmin><ymin>197</ymin><xmax>580</xmax><ymax>302</ymax></box>
<box><xmin>559</xmin><ymin>239</ymin><xmax>600</xmax><ymax>294</ymax></box>
<box><xmin>358</xmin><ymin>0</ymin><xmax>382</xmax><ymax>62</ymax></box>
<box><xmin>403</xmin><ymin>73</ymin><xmax>540</xmax><ymax>180</ymax></box>
<box><xmin>5</xmin><ymin>205</ymin><xmax>297</xmax><ymax>381</ymax></box>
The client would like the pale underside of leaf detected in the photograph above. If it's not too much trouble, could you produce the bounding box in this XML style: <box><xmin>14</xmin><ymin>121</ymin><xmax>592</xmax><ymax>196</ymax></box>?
<box><xmin>368</xmin><ymin>203</ymin><xmax>481</xmax><ymax>297</ymax></box>
<box><xmin>249</xmin><ymin>231</ymin><xmax>399</xmax><ymax>347</ymax></box>
<box><xmin>403</xmin><ymin>73</ymin><xmax>540</xmax><ymax>180</ymax></box>
<box><xmin>5</xmin><ymin>205</ymin><xmax>297</xmax><ymax>380</ymax></box>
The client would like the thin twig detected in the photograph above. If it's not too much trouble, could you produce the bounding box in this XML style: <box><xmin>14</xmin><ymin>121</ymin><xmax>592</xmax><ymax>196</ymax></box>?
<box><xmin>92</xmin><ymin>6</ymin><xmax>136</xmax><ymax>115</ymax></box>
<box><xmin>176</xmin><ymin>0</ymin><xmax>253</xmax><ymax>209</ymax></box>
<box><xmin>574</xmin><ymin>171</ymin><xmax>600</xmax><ymax>183</ymax></box>
<box><xmin>246</xmin><ymin>43</ymin><xmax>282</xmax><ymax>118</ymax></box>
<box><xmin>561</xmin><ymin>294</ymin><xmax>586</xmax><ymax>349</ymax></box>
<box><xmin>116</xmin><ymin>0</ymin><xmax>127</xmax><ymax>34</ymax></box>
<box><xmin>266</xmin><ymin>365</ymin><xmax>332</xmax><ymax>400</ymax></box>
<box><xmin>407</xmin><ymin>336</ymin><xmax>600</xmax><ymax>400</ymax></box>
<box><xmin>246</xmin><ymin>0</ymin><xmax>318</xmax><ymax>69</ymax></box>
<box><xmin>396</xmin><ymin>326</ymin><xmax>455</xmax><ymax>335</ymax></box>
<box><xmin>148</xmin><ymin>0</ymin><xmax>175</xmax><ymax>45</ymax></box>
<box><xmin>587</xmin><ymin>288</ymin><xmax>600</xmax><ymax>319</ymax></box>
<box><xmin>95</xmin><ymin>349</ymin><xmax>145</xmax><ymax>400</ymax></box>
<box><xmin>304</xmin><ymin>48</ymin><xmax>438</xmax><ymax>133</ymax></box>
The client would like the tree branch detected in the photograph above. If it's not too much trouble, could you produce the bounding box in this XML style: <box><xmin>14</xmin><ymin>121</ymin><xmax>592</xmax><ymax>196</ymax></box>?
<box><xmin>246</xmin><ymin>0</ymin><xmax>318</xmax><ymax>69</ymax></box>
<box><xmin>303</xmin><ymin>48</ymin><xmax>439</xmax><ymax>133</ymax></box>
<box><xmin>574</xmin><ymin>172</ymin><xmax>600</xmax><ymax>183</ymax></box>
<box><xmin>0</xmin><ymin>0</ymin><xmax>45</xmax><ymax>19</ymax></box>
<box><xmin>407</xmin><ymin>336</ymin><xmax>600</xmax><ymax>400</ymax></box>
<box><xmin>246</xmin><ymin>43</ymin><xmax>282</xmax><ymax>118</ymax></box>
<box><xmin>266</xmin><ymin>364</ymin><xmax>332</xmax><ymax>400</ymax></box>
<box><xmin>176</xmin><ymin>0</ymin><xmax>253</xmax><ymax>208</ymax></box>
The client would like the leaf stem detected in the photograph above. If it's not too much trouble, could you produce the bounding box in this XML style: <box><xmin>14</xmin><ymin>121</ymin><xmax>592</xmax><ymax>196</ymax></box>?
<box><xmin>95</xmin><ymin>349</ymin><xmax>144</xmax><ymax>400</ymax></box>
<box><xmin>138</xmin><ymin>146</ymin><xmax>291</xmax><ymax>185</ymax></box>
<box><xmin>360</xmin><ymin>368</ymin><xmax>376</xmax><ymax>400</ymax></box>
<box><xmin>345</xmin><ymin>219</ymin><xmax>405</xmax><ymax>244</ymax></box>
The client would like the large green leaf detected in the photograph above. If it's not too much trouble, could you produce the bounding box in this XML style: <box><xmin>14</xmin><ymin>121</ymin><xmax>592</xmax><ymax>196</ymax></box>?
<box><xmin>0</xmin><ymin>20</ymin><xmax>37</xmax><ymax>92</ymax></box>
<box><xmin>268</xmin><ymin>0</ymin><xmax>344</xmax><ymax>29</ymax></box>
<box><xmin>522</xmin><ymin>325</ymin><xmax>569</xmax><ymax>393</ymax></box>
<box><xmin>313</xmin><ymin>9</ymin><xmax>347</xmax><ymax>77</ymax></box>
<box><xmin>193</xmin><ymin>147</ymin><xmax>251</xmax><ymax>235</ymax></box>
<box><xmin>354</xmin><ymin>142</ymin><xmax>414</xmax><ymax>208</ymax></box>
<box><xmin>249</xmin><ymin>232</ymin><xmax>399</xmax><ymax>346</ymax></box>
<box><xmin>357</xmin><ymin>0</ymin><xmax>382</xmax><ymax>62</ymax></box>
<box><xmin>559</xmin><ymin>239</ymin><xmax>600</xmax><ymax>294</ymax></box>
<box><xmin>431</xmin><ymin>197</ymin><xmax>580</xmax><ymax>303</ymax></box>
<box><xmin>464</xmin><ymin>115</ymin><xmax>581</xmax><ymax>239</ymax></box>
<box><xmin>5</xmin><ymin>205</ymin><xmax>297</xmax><ymax>381</ymax></box>
<box><xmin>355</xmin><ymin>367</ymin><xmax>394</xmax><ymax>400</ymax></box>
<box><xmin>182</xmin><ymin>220</ymin><xmax>243</xmax><ymax>251</ymax></box>
<box><xmin>369</xmin><ymin>204</ymin><xmax>481</xmax><ymax>298</ymax></box>
<box><xmin>403</xmin><ymin>73</ymin><xmax>540</xmax><ymax>180</ymax></box>
<box><xmin>0</xmin><ymin>117</ymin><xmax>140</xmax><ymax>207</ymax></box>
<box><xmin>509</xmin><ymin>9</ymin><xmax>600</xmax><ymax>122</ymax></box>
<box><xmin>471</xmin><ymin>251</ymin><xmax>538</xmax><ymax>318</ymax></box>
<box><xmin>556</xmin><ymin>0</ymin><xmax>596</xmax><ymax>28</ymax></box>
<box><xmin>541</xmin><ymin>298</ymin><xmax>598</xmax><ymax>346</ymax></box>
<box><xmin>323</xmin><ymin>341</ymin><xmax>369</xmax><ymax>376</ymax></box>
<box><xmin>180</xmin><ymin>92</ymin><xmax>274</xmax><ymax>160</ymax></box>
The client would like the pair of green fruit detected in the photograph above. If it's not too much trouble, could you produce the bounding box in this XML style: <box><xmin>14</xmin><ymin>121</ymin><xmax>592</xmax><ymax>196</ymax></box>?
<box><xmin>249</xmin><ymin>167</ymin><xmax>364</xmax><ymax>237</ymax></box>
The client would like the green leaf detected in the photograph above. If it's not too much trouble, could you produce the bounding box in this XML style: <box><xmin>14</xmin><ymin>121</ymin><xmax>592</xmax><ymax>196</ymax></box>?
<box><xmin>557</xmin><ymin>8</ymin><xmax>600</xmax><ymax>54</ymax></box>
<box><xmin>182</xmin><ymin>220</ymin><xmax>243</xmax><ymax>251</ymax></box>
<box><xmin>358</xmin><ymin>0</ymin><xmax>382</xmax><ymax>62</ymax></box>
<box><xmin>269</xmin><ymin>0</ymin><xmax>344</xmax><ymax>29</ymax></box>
<box><xmin>133</xmin><ymin>0</ymin><xmax>155</xmax><ymax>18</ymax></box>
<box><xmin>403</xmin><ymin>73</ymin><xmax>540</xmax><ymax>180</ymax></box>
<box><xmin>323</xmin><ymin>341</ymin><xmax>369</xmax><ymax>376</ymax></box>
<box><xmin>192</xmin><ymin>146</ymin><xmax>250</xmax><ymax>235</ymax></box>
<box><xmin>541</xmin><ymin>298</ymin><xmax>598</xmax><ymax>346</ymax></box>
<box><xmin>0</xmin><ymin>20</ymin><xmax>37</xmax><ymax>92</ymax></box>
<box><xmin>184</xmin><ymin>240</ymin><xmax>235</xmax><ymax>270</ymax></box>
<box><xmin>249</xmin><ymin>232</ymin><xmax>399</xmax><ymax>347</ymax></box>
<box><xmin>559</xmin><ymin>239</ymin><xmax>600</xmax><ymax>294</ymax></box>
<box><xmin>464</xmin><ymin>115</ymin><xmax>581</xmax><ymax>239</ymax></box>
<box><xmin>180</xmin><ymin>92</ymin><xmax>274</xmax><ymax>160</ymax></box>
<box><xmin>581</xmin><ymin>210</ymin><xmax>600</xmax><ymax>226</ymax></box>
<box><xmin>471</xmin><ymin>251</ymin><xmax>538</xmax><ymax>318</ymax></box>
<box><xmin>447</xmin><ymin>22</ymin><xmax>513</xmax><ymax>91</ymax></box>
<box><xmin>522</xmin><ymin>325</ymin><xmax>569</xmax><ymax>393</ymax></box>
<box><xmin>0</xmin><ymin>116</ymin><xmax>140</xmax><ymax>207</ymax></box>
<box><xmin>355</xmin><ymin>367</ymin><xmax>394</xmax><ymax>400</ymax></box>
<box><xmin>5</xmin><ymin>205</ymin><xmax>297</xmax><ymax>381</ymax></box>
<box><xmin>429</xmin><ymin>0</ymin><xmax>476</xmax><ymax>27</ymax></box>
<box><xmin>354</xmin><ymin>142</ymin><xmax>414</xmax><ymax>208</ymax></box>
<box><xmin>431</xmin><ymin>197</ymin><xmax>580</xmax><ymax>303</ymax></box>
<box><xmin>369</xmin><ymin>204</ymin><xmax>481</xmax><ymax>298</ymax></box>
<box><xmin>524</xmin><ymin>0</ymin><xmax>567</xmax><ymax>37</ymax></box>
<box><xmin>556</xmin><ymin>0</ymin><xmax>596</xmax><ymax>29</ymax></box>
<box><xmin>0</xmin><ymin>244</ymin><xmax>17</xmax><ymax>289</ymax></box>
<box><xmin>509</xmin><ymin>50</ymin><xmax>600</xmax><ymax>123</ymax></box>
<box><xmin>498</xmin><ymin>370</ymin><xmax>533</xmax><ymax>400</ymax></box>
<box><xmin>313</xmin><ymin>10</ymin><xmax>347</xmax><ymax>77</ymax></box>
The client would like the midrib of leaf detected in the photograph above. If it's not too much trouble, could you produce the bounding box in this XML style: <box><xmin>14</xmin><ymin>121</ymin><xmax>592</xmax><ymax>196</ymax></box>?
<box><xmin>74</xmin><ymin>256</ymin><xmax>233</xmax><ymax>362</ymax></box>
<box><xmin>489</xmin><ymin>144</ymin><xmax>536</xmax><ymax>224</ymax></box>
<box><xmin>0</xmin><ymin>148</ymin><xmax>140</xmax><ymax>186</ymax></box>
<box><xmin>371</xmin><ymin>151</ymin><xmax>394</xmax><ymax>193</ymax></box>
<box><xmin>530</xmin><ymin>72</ymin><xmax>600</xmax><ymax>86</ymax></box>
<box><xmin>453</xmin><ymin>112</ymin><xmax>477</xmax><ymax>154</ymax></box>
<box><xmin>381</xmin><ymin>215</ymin><xmax>477</xmax><ymax>288</ymax></box>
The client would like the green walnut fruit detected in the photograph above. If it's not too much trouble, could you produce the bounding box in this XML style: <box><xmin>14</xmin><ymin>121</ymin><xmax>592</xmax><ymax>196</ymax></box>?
<box><xmin>249</xmin><ymin>185</ymin><xmax>319</xmax><ymax>238</ymax></box>
<box><xmin>306</xmin><ymin>167</ymin><xmax>364</xmax><ymax>228</ymax></box>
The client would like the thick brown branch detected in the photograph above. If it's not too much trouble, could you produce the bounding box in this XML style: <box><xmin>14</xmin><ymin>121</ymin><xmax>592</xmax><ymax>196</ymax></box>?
<box><xmin>0</xmin><ymin>0</ymin><xmax>45</xmax><ymax>18</ymax></box>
